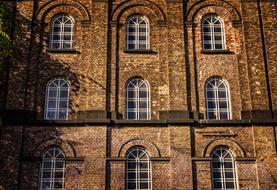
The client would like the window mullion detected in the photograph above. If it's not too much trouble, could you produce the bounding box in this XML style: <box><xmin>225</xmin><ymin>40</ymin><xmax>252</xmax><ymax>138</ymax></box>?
<box><xmin>211</xmin><ymin>23</ymin><xmax>215</xmax><ymax>50</ymax></box>
<box><xmin>215</xmin><ymin>87</ymin><xmax>220</xmax><ymax>120</ymax></box>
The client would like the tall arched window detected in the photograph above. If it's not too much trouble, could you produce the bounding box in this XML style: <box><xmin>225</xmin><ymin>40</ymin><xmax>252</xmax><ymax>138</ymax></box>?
<box><xmin>126</xmin><ymin>147</ymin><xmax>152</xmax><ymax>190</ymax></box>
<box><xmin>127</xmin><ymin>15</ymin><xmax>150</xmax><ymax>50</ymax></box>
<box><xmin>50</xmin><ymin>15</ymin><xmax>74</xmax><ymax>49</ymax></box>
<box><xmin>126</xmin><ymin>77</ymin><xmax>150</xmax><ymax>120</ymax></box>
<box><xmin>211</xmin><ymin>146</ymin><xmax>237</xmax><ymax>190</ymax></box>
<box><xmin>205</xmin><ymin>77</ymin><xmax>231</xmax><ymax>120</ymax></box>
<box><xmin>202</xmin><ymin>15</ymin><xmax>225</xmax><ymax>50</ymax></box>
<box><xmin>39</xmin><ymin>147</ymin><xmax>65</xmax><ymax>190</ymax></box>
<box><xmin>45</xmin><ymin>78</ymin><xmax>70</xmax><ymax>120</ymax></box>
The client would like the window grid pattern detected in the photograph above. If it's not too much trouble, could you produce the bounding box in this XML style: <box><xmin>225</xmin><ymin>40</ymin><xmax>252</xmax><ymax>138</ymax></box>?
<box><xmin>50</xmin><ymin>15</ymin><xmax>74</xmax><ymax>49</ymax></box>
<box><xmin>205</xmin><ymin>77</ymin><xmax>231</xmax><ymax>120</ymax></box>
<box><xmin>202</xmin><ymin>15</ymin><xmax>225</xmax><ymax>50</ymax></box>
<box><xmin>126</xmin><ymin>147</ymin><xmax>152</xmax><ymax>190</ymax></box>
<box><xmin>211</xmin><ymin>147</ymin><xmax>237</xmax><ymax>190</ymax></box>
<box><xmin>45</xmin><ymin>78</ymin><xmax>70</xmax><ymax>120</ymax></box>
<box><xmin>126</xmin><ymin>78</ymin><xmax>150</xmax><ymax>120</ymax></box>
<box><xmin>127</xmin><ymin>15</ymin><xmax>150</xmax><ymax>50</ymax></box>
<box><xmin>39</xmin><ymin>148</ymin><xmax>65</xmax><ymax>190</ymax></box>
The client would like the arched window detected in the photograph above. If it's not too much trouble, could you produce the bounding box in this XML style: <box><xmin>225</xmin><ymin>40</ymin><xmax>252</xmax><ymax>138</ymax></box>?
<box><xmin>126</xmin><ymin>147</ymin><xmax>152</xmax><ymax>190</ymax></box>
<box><xmin>205</xmin><ymin>77</ymin><xmax>231</xmax><ymax>120</ymax></box>
<box><xmin>211</xmin><ymin>146</ymin><xmax>237</xmax><ymax>190</ymax></box>
<box><xmin>50</xmin><ymin>15</ymin><xmax>74</xmax><ymax>49</ymax></box>
<box><xmin>39</xmin><ymin>147</ymin><xmax>65</xmax><ymax>190</ymax></box>
<box><xmin>127</xmin><ymin>15</ymin><xmax>150</xmax><ymax>50</ymax></box>
<box><xmin>126</xmin><ymin>78</ymin><xmax>150</xmax><ymax>120</ymax></box>
<box><xmin>45</xmin><ymin>78</ymin><xmax>70</xmax><ymax>120</ymax></box>
<box><xmin>202</xmin><ymin>15</ymin><xmax>225</xmax><ymax>50</ymax></box>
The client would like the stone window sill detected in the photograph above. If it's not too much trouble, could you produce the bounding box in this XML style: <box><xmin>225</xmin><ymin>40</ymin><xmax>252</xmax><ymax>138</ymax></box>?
<box><xmin>47</xmin><ymin>49</ymin><xmax>80</xmax><ymax>54</ymax></box>
<box><xmin>124</xmin><ymin>49</ymin><xmax>157</xmax><ymax>54</ymax></box>
<box><xmin>201</xmin><ymin>49</ymin><xmax>234</xmax><ymax>54</ymax></box>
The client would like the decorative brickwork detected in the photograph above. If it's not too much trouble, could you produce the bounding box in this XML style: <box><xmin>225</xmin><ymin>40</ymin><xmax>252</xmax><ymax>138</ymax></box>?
<box><xmin>0</xmin><ymin>0</ymin><xmax>277</xmax><ymax>190</ymax></box>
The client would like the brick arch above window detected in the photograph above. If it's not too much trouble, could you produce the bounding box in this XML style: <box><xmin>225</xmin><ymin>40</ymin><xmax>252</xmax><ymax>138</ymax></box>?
<box><xmin>36</xmin><ymin>0</ymin><xmax>91</xmax><ymax>23</ymax></box>
<box><xmin>203</xmin><ymin>138</ymin><xmax>246</xmax><ymax>158</ymax></box>
<box><xmin>186</xmin><ymin>0</ymin><xmax>241</xmax><ymax>26</ymax></box>
<box><xmin>118</xmin><ymin>138</ymin><xmax>161</xmax><ymax>158</ymax></box>
<box><xmin>32</xmin><ymin>138</ymin><xmax>77</xmax><ymax>158</ymax></box>
<box><xmin>112</xmin><ymin>0</ymin><xmax>166</xmax><ymax>26</ymax></box>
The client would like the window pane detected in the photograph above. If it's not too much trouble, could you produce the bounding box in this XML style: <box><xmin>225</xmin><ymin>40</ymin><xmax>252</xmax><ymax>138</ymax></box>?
<box><xmin>139</xmin><ymin>112</ymin><xmax>148</xmax><ymax>119</ymax></box>
<box><xmin>128</xmin><ymin>112</ymin><xmax>136</xmax><ymax>119</ymax></box>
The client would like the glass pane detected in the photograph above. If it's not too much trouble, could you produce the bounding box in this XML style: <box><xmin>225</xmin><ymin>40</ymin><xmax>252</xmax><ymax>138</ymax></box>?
<box><xmin>215</xmin><ymin>44</ymin><xmax>223</xmax><ymax>49</ymax></box>
<box><xmin>139</xmin><ymin>112</ymin><xmax>148</xmax><ymax>119</ymax></box>
<box><xmin>55</xmin><ymin>162</ymin><xmax>64</xmax><ymax>169</ymax></box>
<box><xmin>43</xmin><ymin>162</ymin><xmax>52</xmax><ymax>168</ymax></box>
<box><xmin>213</xmin><ymin>171</ymin><xmax>221</xmax><ymax>178</ymax></box>
<box><xmin>58</xmin><ymin>111</ymin><xmax>67</xmax><ymax>119</ymax></box>
<box><xmin>53</xmin><ymin>182</ymin><xmax>63</xmax><ymax>188</ymax></box>
<box><xmin>128</xmin><ymin>101</ymin><xmax>136</xmax><ymax>109</ymax></box>
<box><xmin>218</xmin><ymin>91</ymin><xmax>227</xmax><ymax>98</ymax></box>
<box><xmin>47</xmin><ymin>112</ymin><xmax>56</xmax><ymax>119</ymax></box>
<box><xmin>59</xmin><ymin>101</ymin><xmax>68</xmax><ymax>109</ymax></box>
<box><xmin>128</xmin><ymin>44</ymin><xmax>135</xmax><ymax>49</ymax></box>
<box><xmin>207</xmin><ymin>101</ymin><xmax>216</xmax><ymax>109</ymax></box>
<box><xmin>139</xmin><ymin>44</ymin><xmax>147</xmax><ymax>49</ymax></box>
<box><xmin>219</xmin><ymin>101</ymin><xmax>227</xmax><ymax>108</ymax></box>
<box><xmin>128</xmin><ymin>90</ymin><xmax>136</xmax><ymax>98</ymax></box>
<box><xmin>41</xmin><ymin>182</ymin><xmax>51</xmax><ymax>188</ymax></box>
<box><xmin>139</xmin><ymin>91</ymin><xmax>147</xmax><ymax>98</ymax></box>
<box><xmin>54</xmin><ymin>171</ymin><xmax>64</xmax><ymax>178</ymax></box>
<box><xmin>139</xmin><ymin>101</ymin><xmax>147</xmax><ymax>108</ymax></box>
<box><xmin>208</xmin><ymin>112</ymin><xmax>216</xmax><ymax>119</ymax></box>
<box><xmin>139</xmin><ymin>162</ymin><xmax>148</xmax><ymax>169</ymax></box>
<box><xmin>60</xmin><ymin>90</ymin><xmax>69</xmax><ymax>98</ymax></box>
<box><xmin>127</xmin><ymin>172</ymin><xmax>136</xmax><ymax>179</ymax></box>
<box><xmin>225</xmin><ymin>172</ymin><xmax>234</xmax><ymax>178</ymax></box>
<box><xmin>140</xmin><ymin>182</ymin><xmax>149</xmax><ymax>189</ymax></box>
<box><xmin>206</xmin><ymin>90</ymin><xmax>215</xmax><ymax>98</ymax></box>
<box><xmin>204</xmin><ymin>44</ymin><xmax>212</xmax><ymax>49</ymax></box>
<box><xmin>140</xmin><ymin>172</ymin><xmax>149</xmax><ymax>179</ymax></box>
<box><xmin>127</xmin><ymin>182</ymin><xmax>136</xmax><ymax>189</ymax></box>
<box><xmin>220</xmin><ymin>112</ymin><xmax>228</xmax><ymax>119</ymax></box>
<box><xmin>128</xmin><ymin>35</ymin><xmax>136</xmax><ymax>41</ymax></box>
<box><xmin>224</xmin><ymin>162</ymin><xmax>233</xmax><ymax>168</ymax></box>
<box><xmin>128</xmin><ymin>112</ymin><xmax>136</xmax><ymax>119</ymax></box>
<box><xmin>213</xmin><ymin>181</ymin><xmax>222</xmax><ymax>188</ymax></box>
<box><xmin>226</xmin><ymin>182</ymin><xmax>235</xmax><ymax>188</ymax></box>
<box><xmin>42</xmin><ymin>172</ymin><xmax>51</xmax><ymax>178</ymax></box>
<box><xmin>127</xmin><ymin>162</ymin><xmax>136</xmax><ymax>168</ymax></box>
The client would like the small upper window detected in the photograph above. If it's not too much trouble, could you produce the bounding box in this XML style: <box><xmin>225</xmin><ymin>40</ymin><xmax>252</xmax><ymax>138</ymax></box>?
<box><xmin>211</xmin><ymin>146</ymin><xmax>237</xmax><ymax>190</ymax></box>
<box><xmin>126</xmin><ymin>77</ymin><xmax>150</xmax><ymax>120</ymax></box>
<box><xmin>39</xmin><ymin>147</ymin><xmax>65</xmax><ymax>190</ymax></box>
<box><xmin>44</xmin><ymin>78</ymin><xmax>70</xmax><ymax>120</ymax></box>
<box><xmin>202</xmin><ymin>15</ymin><xmax>225</xmax><ymax>50</ymax></box>
<box><xmin>126</xmin><ymin>15</ymin><xmax>150</xmax><ymax>50</ymax></box>
<box><xmin>50</xmin><ymin>15</ymin><xmax>74</xmax><ymax>49</ymax></box>
<box><xmin>205</xmin><ymin>77</ymin><xmax>231</xmax><ymax>120</ymax></box>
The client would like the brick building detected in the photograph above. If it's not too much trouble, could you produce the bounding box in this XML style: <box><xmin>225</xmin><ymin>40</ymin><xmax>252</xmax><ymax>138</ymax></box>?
<box><xmin>0</xmin><ymin>0</ymin><xmax>277</xmax><ymax>189</ymax></box>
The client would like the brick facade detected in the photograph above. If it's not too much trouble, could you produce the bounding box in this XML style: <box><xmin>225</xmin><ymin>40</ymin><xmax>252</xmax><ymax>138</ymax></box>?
<box><xmin>0</xmin><ymin>0</ymin><xmax>276</xmax><ymax>189</ymax></box>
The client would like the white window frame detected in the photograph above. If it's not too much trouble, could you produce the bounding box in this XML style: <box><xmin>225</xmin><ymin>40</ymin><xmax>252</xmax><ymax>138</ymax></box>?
<box><xmin>202</xmin><ymin>15</ymin><xmax>226</xmax><ymax>50</ymax></box>
<box><xmin>39</xmin><ymin>147</ymin><xmax>66</xmax><ymax>190</ymax></box>
<box><xmin>211</xmin><ymin>146</ymin><xmax>237</xmax><ymax>190</ymax></box>
<box><xmin>205</xmin><ymin>77</ymin><xmax>231</xmax><ymax>120</ymax></box>
<box><xmin>126</xmin><ymin>15</ymin><xmax>150</xmax><ymax>50</ymax></box>
<box><xmin>44</xmin><ymin>78</ymin><xmax>70</xmax><ymax>120</ymax></box>
<box><xmin>126</xmin><ymin>147</ymin><xmax>152</xmax><ymax>190</ymax></box>
<box><xmin>126</xmin><ymin>78</ymin><xmax>151</xmax><ymax>120</ymax></box>
<box><xmin>50</xmin><ymin>15</ymin><xmax>74</xmax><ymax>49</ymax></box>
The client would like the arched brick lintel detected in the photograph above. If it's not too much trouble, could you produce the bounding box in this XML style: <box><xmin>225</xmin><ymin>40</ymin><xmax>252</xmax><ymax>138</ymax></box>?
<box><xmin>36</xmin><ymin>0</ymin><xmax>91</xmax><ymax>22</ymax></box>
<box><xmin>186</xmin><ymin>0</ymin><xmax>241</xmax><ymax>23</ymax></box>
<box><xmin>112</xmin><ymin>0</ymin><xmax>166</xmax><ymax>23</ymax></box>
<box><xmin>118</xmin><ymin>138</ymin><xmax>161</xmax><ymax>158</ymax></box>
<box><xmin>203</xmin><ymin>138</ymin><xmax>246</xmax><ymax>158</ymax></box>
<box><xmin>33</xmin><ymin>138</ymin><xmax>77</xmax><ymax>158</ymax></box>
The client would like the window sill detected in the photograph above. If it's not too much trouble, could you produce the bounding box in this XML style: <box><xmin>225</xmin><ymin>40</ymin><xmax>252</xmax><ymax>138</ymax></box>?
<box><xmin>124</xmin><ymin>49</ymin><xmax>157</xmax><ymax>54</ymax></box>
<box><xmin>201</xmin><ymin>49</ymin><xmax>234</xmax><ymax>54</ymax></box>
<box><xmin>46</xmin><ymin>49</ymin><xmax>80</xmax><ymax>54</ymax></box>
